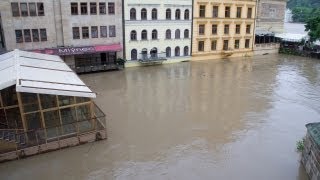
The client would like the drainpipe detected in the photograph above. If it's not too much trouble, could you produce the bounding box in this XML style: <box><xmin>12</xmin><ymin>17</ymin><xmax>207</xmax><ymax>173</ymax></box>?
<box><xmin>191</xmin><ymin>0</ymin><xmax>194</xmax><ymax>56</ymax></box>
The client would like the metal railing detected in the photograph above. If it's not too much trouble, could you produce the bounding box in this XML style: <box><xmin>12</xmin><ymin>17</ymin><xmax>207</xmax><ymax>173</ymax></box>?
<box><xmin>69</xmin><ymin>63</ymin><xmax>124</xmax><ymax>74</ymax></box>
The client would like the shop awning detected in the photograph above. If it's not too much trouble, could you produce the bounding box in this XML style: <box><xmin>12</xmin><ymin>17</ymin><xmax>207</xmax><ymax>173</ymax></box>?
<box><xmin>31</xmin><ymin>44</ymin><xmax>122</xmax><ymax>56</ymax></box>
<box><xmin>0</xmin><ymin>50</ymin><xmax>96</xmax><ymax>98</ymax></box>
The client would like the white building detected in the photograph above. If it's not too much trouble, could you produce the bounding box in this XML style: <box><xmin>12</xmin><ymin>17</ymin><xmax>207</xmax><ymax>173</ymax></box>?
<box><xmin>124</xmin><ymin>0</ymin><xmax>192</xmax><ymax>66</ymax></box>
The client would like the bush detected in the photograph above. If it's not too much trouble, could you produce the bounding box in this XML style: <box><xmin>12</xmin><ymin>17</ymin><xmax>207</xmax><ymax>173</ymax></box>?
<box><xmin>296</xmin><ymin>139</ymin><xmax>305</xmax><ymax>152</ymax></box>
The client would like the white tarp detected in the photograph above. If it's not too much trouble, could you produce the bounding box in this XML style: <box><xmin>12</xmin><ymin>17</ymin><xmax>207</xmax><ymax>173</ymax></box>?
<box><xmin>0</xmin><ymin>50</ymin><xmax>96</xmax><ymax>98</ymax></box>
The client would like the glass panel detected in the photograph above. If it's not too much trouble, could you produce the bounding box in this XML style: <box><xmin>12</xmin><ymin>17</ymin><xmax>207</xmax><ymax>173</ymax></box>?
<box><xmin>76</xmin><ymin>104</ymin><xmax>91</xmax><ymax>121</ymax></box>
<box><xmin>40</xmin><ymin>94</ymin><xmax>57</xmax><ymax>109</ymax></box>
<box><xmin>44</xmin><ymin>110</ymin><xmax>60</xmax><ymax>138</ymax></box>
<box><xmin>21</xmin><ymin>93</ymin><xmax>39</xmax><ymax>112</ymax></box>
<box><xmin>25</xmin><ymin>112</ymin><xmax>42</xmax><ymax>130</ymax></box>
<box><xmin>2</xmin><ymin>86</ymin><xmax>18</xmax><ymax>107</ymax></box>
<box><xmin>58</xmin><ymin>96</ymin><xmax>75</xmax><ymax>107</ymax></box>
<box><xmin>29</xmin><ymin>3</ymin><xmax>37</xmax><ymax>16</ymax></box>
<box><xmin>75</xmin><ymin>97</ymin><xmax>90</xmax><ymax>103</ymax></box>
<box><xmin>0</xmin><ymin>109</ymin><xmax>8</xmax><ymax>129</ymax></box>
<box><xmin>60</xmin><ymin>107</ymin><xmax>77</xmax><ymax>134</ymax></box>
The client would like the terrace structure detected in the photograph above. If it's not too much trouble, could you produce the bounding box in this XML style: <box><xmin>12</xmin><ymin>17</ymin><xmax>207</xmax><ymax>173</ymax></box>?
<box><xmin>0</xmin><ymin>50</ymin><xmax>106</xmax><ymax>162</ymax></box>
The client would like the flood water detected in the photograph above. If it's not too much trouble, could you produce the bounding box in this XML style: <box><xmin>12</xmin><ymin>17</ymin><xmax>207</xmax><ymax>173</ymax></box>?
<box><xmin>1</xmin><ymin>54</ymin><xmax>320</xmax><ymax>180</ymax></box>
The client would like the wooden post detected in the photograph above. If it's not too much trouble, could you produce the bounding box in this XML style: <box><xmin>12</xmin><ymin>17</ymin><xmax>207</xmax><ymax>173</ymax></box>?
<box><xmin>17</xmin><ymin>92</ymin><xmax>27</xmax><ymax>132</ymax></box>
<box><xmin>90</xmin><ymin>100</ymin><xmax>96</xmax><ymax>131</ymax></box>
<box><xmin>37</xmin><ymin>94</ymin><xmax>47</xmax><ymax>144</ymax></box>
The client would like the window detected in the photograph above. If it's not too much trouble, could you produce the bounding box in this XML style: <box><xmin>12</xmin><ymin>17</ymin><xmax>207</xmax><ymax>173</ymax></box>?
<box><xmin>184</xmin><ymin>46</ymin><xmax>189</xmax><ymax>56</ymax></box>
<box><xmin>212</xmin><ymin>6</ymin><xmax>218</xmax><ymax>18</ymax></box>
<box><xmin>131</xmin><ymin>49</ymin><xmax>137</xmax><ymax>60</ymax></box>
<box><xmin>185</xmin><ymin>9</ymin><xmax>190</xmax><ymax>20</ymax></box>
<box><xmin>130</xmin><ymin>30</ymin><xmax>137</xmax><ymax>40</ymax></box>
<box><xmin>236</xmin><ymin>24</ymin><xmax>240</xmax><ymax>34</ymax></box>
<box><xmin>199</xmin><ymin>25</ymin><xmax>205</xmax><ymax>35</ymax></box>
<box><xmin>175</xmin><ymin>9</ymin><xmax>181</xmax><ymax>20</ymax></box>
<box><xmin>109</xmin><ymin>25</ymin><xmax>116</xmax><ymax>37</ymax></box>
<box><xmin>15</xmin><ymin>30</ymin><xmax>23</xmax><ymax>43</ymax></box>
<box><xmin>72</xmin><ymin>27</ymin><xmax>80</xmax><ymax>39</ymax></box>
<box><xmin>246</xmin><ymin>24</ymin><xmax>251</xmax><ymax>34</ymax></box>
<box><xmin>247</xmin><ymin>8</ymin><xmax>252</xmax><ymax>18</ymax></box>
<box><xmin>198</xmin><ymin>41</ymin><xmax>204</xmax><ymax>51</ymax></box>
<box><xmin>141</xmin><ymin>8</ymin><xmax>147</xmax><ymax>20</ymax></box>
<box><xmin>11</xmin><ymin>3</ymin><xmax>20</xmax><ymax>17</ymax></box>
<box><xmin>225</xmin><ymin>6</ymin><xmax>230</xmax><ymax>18</ymax></box>
<box><xmin>270</xmin><ymin>8</ymin><xmax>276</xmax><ymax>18</ymax></box>
<box><xmin>152</xmin><ymin>8</ymin><xmax>157</xmax><ymax>20</ymax></box>
<box><xmin>40</xmin><ymin>29</ymin><xmax>47</xmax><ymax>41</ymax></box>
<box><xmin>37</xmin><ymin>3</ymin><xmax>44</xmax><ymax>16</ymax></box>
<box><xmin>20</xmin><ymin>3</ymin><xmax>28</xmax><ymax>16</ymax></box>
<box><xmin>32</xmin><ymin>29</ymin><xmax>39</xmax><ymax>42</ymax></box>
<box><xmin>166</xmin><ymin>47</ymin><xmax>171</xmax><ymax>57</ymax></box>
<box><xmin>212</xmin><ymin>25</ymin><xmax>217</xmax><ymax>34</ymax></box>
<box><xmin>175</xmin><ymin>29</ymin><xmax>180</xmax><ymax>39</ymax></box>
<box><xmin>211</xmin><ymin>40</ymin><xmax>217</xmax><ymax>50</ymax></box>
<box><xmin>184</xmin><ymin>29</ymin><xmax>189</xmax><ymax>38</ymax></box>
<box><xmin>166</xmin><ymin>29</ymin><xmax>171</xmax><ymax>39</ymax></box>
<box><xmin>108</xmin><ymin>3</ymin><xmax>115</xmax><ymax>14</ymax></box>
<box><xmin>100</xmin><ymin>26</ymin><xmax>107</xmax><ymax>37</ymax></box>
<box><xmin>90</xmin><ymin>2</ymin><xmax>97</xmax><ymax>15</ymax></box>
<box><xmin>224</xmin><ymin>24</ymin><xmax>229</xmax><ymax>34</ymax></box>
<box><xmin>236</xmin><ymin>7</ymin><xmax>242</xmax><ymax>18</ymax></box>
<box><xmin>29</xmin><ymin>3</ymin><xmax>37</xmax><ymax>16</ymax></box>
<box><xmin>175</xmin><ymin>47</ymin><xmax>180</xmax><ymax>56</ymax></box>
<box><xmin>223</xmin><ymin>40</ymin><xmax>229</xmax><ymax>50</ymax></box>
<box><xmin>199</xmin><ymin>5</ymin><xmax>205</xmax><ymax>17</ymax></box>
<box><xmin>130</xmin><ymin>8</ymin><xmax>136</xmax><ymax>20</ymax></box>
<box><xmin>152</xmin><ymin>30</ymin><xmax>158</xmax><ymax>40</ymax></box>
<box><xmin>235</xmin><ymin>39</ymin><xmax>240</xmax><ymax>49</ymax></box>
<box><xmin>81</xmin><ymin>3</ymin><xmax>87</xmax><ymax>15</ymax></box>
<box><xmin>245</xmin><ymin>39</ymin><xmax>250</xmax><ymax>48</ymax></box>
<box><xmin>91</xmin><ymin>26</ymin><xmax>98</xmax><ymax>38</ymax></box>
<box><xmin>141</xmin><ymin>30</ymin><xmax>147</xmax><ymax>40</ymax></box>
<box><xmin>71</xmin><ymin>3</ymin><xmax>78</xmax><ymax>15</ymax></box>
<box><xmin>99</xmin><ymin>3</ymin><xmax>106</xmax><ymax>14</ymax></box>
<box><xmin>166</xmin><ymin>9</ymin><xmax>171</xmax><ymax>20</ymax></box>
<box><xmin>82</xmin><ymin>27</ymin><xmax>89</xmax><ymax>38</ymax></box>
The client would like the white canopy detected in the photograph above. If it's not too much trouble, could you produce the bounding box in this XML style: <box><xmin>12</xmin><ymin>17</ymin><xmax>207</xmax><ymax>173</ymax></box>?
<box><xmin>0</xmin><ymin>50</ymin><xmax>96</xmax><ymax>98</ymax></box>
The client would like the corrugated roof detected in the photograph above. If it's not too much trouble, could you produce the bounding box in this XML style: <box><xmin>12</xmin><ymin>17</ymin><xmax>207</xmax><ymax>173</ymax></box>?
<box><xmin>306</xmin><ymin>122</ymin><xmax>320</xmax><ymax>146</ymax></box>
<box><xmin>0</xmin><ymin>50</ymin><xmax>96</xmax><ymax>98</ymax></box>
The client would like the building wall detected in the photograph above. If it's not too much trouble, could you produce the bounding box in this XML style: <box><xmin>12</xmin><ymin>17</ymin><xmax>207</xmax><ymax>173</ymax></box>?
<box><xmin>192</xmin><ymin>0</ymin><xmax>256</xmax><ymax>61</ymax></box>
<box><xmin>124</xmin><ymin>0</ymin><xmax>192</xmax><ymax>62</ymax></box>
<box><xmin>256</xmin><ymin>0</ymin><xmax>286</xmax><ymax>33</ymax></box>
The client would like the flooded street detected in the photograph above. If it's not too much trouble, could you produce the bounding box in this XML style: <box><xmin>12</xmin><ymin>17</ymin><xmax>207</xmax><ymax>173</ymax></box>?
<box><xmin>1</xmin><ymin>54</ymin><xmax>320</xmax><ymax>180</ymax></box>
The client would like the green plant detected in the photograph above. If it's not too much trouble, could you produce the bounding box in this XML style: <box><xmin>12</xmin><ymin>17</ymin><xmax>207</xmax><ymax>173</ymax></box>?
<box><xmin>296</xmin><ymin>139</ymin><xmax>305</xmax><ymax>152</ymax></box>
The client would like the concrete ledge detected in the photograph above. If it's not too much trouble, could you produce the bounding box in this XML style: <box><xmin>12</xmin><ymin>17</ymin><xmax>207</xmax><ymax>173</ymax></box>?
<box><xmin>125</xmin><ymin>56</ymin><xmax>191</xmax><ymax>68</ymax></box>
<box><xmin>191</xmin><ymin>51</ymin><xmax>254</xmax><ymax>61</ymax></box>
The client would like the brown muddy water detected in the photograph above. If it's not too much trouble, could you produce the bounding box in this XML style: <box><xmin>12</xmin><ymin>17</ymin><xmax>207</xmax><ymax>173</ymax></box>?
<box><xmin>1</xmin><ymin>54</ymin><xmax>320</xmax><ymax>180</ymax></box>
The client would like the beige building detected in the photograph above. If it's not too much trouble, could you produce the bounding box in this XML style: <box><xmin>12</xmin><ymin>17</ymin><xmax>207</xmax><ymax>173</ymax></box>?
<box><xmin>256</xmin><ymin>0</ymin><xmax>286</xmax><ymax>33</ymax></box>
<box><xmin>192</xmin><ymin>0</ymin><xmax>257</xmax><ymax>61</ymax></box>
<box><xmin>0</xmin><ymin>0</ymin><xmax>123</xmax><ymax>73</ymax></box>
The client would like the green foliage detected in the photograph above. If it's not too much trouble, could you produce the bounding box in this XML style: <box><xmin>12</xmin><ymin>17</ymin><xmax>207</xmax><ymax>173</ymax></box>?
<box><xmin>305</xmin><ymin>9</ymin><xmax>320</xmax><ymax>42</ymax></box>
<box><xmin>291</xmin><ymin>7</ymin><xmax>313</xmax><ymax>23</ymax></box>
<box><xmin>287</xmin><ymin>0</ymin><xmax>320</xmax><ymax>10</ymax></box>
<box><xmin>296</xmin><ymin>139</ymin><xmax>305</xmax><ymax>152</ymax></box>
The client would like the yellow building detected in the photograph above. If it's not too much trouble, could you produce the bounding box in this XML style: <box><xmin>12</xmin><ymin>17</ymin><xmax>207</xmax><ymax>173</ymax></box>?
<box><xmin>192</xmin><ymin>0</ymin><xmax>257</xmax><ymax>60</ymax></box>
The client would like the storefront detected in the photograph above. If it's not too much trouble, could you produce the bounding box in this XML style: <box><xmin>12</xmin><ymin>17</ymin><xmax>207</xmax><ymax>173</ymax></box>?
<box><xmin>32</xmin><ymin>44</ymin><xmax>123</xmax><ymax>74</ymax></box>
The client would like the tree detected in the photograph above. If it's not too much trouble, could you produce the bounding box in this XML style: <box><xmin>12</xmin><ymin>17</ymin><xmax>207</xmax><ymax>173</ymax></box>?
<box><xmin>305</xmin><ymin>9</ymin><xmax>320</xmax><ymax>42</ymax></box>
<box><xmin>292</xmin><ymin>7</ymin><xmax>312</xmax><ymax>22</ymax></box>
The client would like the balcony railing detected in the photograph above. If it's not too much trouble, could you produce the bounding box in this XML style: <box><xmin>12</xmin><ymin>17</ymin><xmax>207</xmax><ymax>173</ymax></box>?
<box><xmin>69</xmin><ymin>63</ymin><xmax>124</xmax><ymax>74</ymax></box>
<box><xmin>138</xmin><ymin>53</ymin><xmax>167</xmax><ymax>64</ymax></box>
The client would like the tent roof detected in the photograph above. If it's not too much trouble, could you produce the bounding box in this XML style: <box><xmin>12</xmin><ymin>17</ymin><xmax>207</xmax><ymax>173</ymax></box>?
<box><xmin>0</xmin><ymin>50</ymin><xmax>96</xmax><ymax>98</ymax></box>
<box><xmin>275</xmin><ymin>33</ymin><xmax>308</xmax><ymax>42</ymax></box>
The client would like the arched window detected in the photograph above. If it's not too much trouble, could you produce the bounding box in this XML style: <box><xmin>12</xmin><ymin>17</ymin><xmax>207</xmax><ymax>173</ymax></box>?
<box><xmin>130</xmin><ymin>8</ymin><xmax>136</xmax><ymax>20</ymax></box>
<box><xmin>166</xmin><ymin>29</ymin><xmax>171</xmax><ymax>39</ymax></box>
<box><xmin>166</xmin><ymin>9</ymin><xmax>171</xmax><ymax>20</ymax></box>
<box><xmin>150</xmin><ymin>47</ymin><xmax>158</xmax><ymax>58</ymax></box>
<box><xmin>184</xmin><ymin>29</ymin><xmax>189</xmax><ymax>38</ymax></box>
<box><xmin>166</xmin><ymin>47</ymin><xmax>171</xmax><ymax>57</ymax></box>
<box><xmin>130</xmin><ymin>30</ymin><xmax>137</xmax><ymax>40</ymax></box>
<box><xmin>131</xmin><ymin>49</ymin><xmax>137</xmax><ymax>60</ymax></box>
<box><xmin>184</xmin><ymin>46</ymin><xmax>189</xmax><ymax>56</ymax></box>
<box><xmin>175</xmin><ymin>9</ymin><xmax>181</xmax><ymax>20</ymax></box>
<box><xmin>175</xmin><ymin>29</ymin><xmax>180</xmax><ymax>39</ymax></box>
<box><xmin>141</xmin><ymin>30</ymin><xmax>147</xmax><ymax>40</ymax></box>
<box><xmin>184</xmin><ymin>9</ymin><xmax>190</xmax><ymax>20</ymax></box>
<box><xmin>141</xmin><ymin>48</ymin><xmax>148</xmax><ymax>60</ymax></box>
<box><xmin>141</xmin><ymin>8</ymin><xmax>147</xmax><ymax>20</ymax></box>
<box><xmin>152</xmin><ymin>8</ymin><xmax>157</xmax><ymax>20</ymax></box>
<box><xmin>175</xmin><ymin>46</ymin><xmax>180</xmax><ymax>56</ymax></box>
<box><xmin>152</xmin><ymin>29</ymin><xmax>158</xmax><ymax>40</ymax></box>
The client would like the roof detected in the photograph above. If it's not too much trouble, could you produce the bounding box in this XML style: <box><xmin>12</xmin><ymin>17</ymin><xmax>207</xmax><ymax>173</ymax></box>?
<box><xmin>306</xmin><ymin>122</ymin><xmax>320</xmax><ymax>146</ymax></box>
<box><xmin>0</xmin><ymin>50</ymin><xmax>96</xmax><ymax>98</ymax></box>
<box><xmin>275</xmin><ymin>33</ymin><xmax>308</xmax><ymax>42</ymax></box>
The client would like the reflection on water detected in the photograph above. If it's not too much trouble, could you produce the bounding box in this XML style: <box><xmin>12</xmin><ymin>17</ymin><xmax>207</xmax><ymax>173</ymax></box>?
<box><xmin>1</xmin><ymin>54</ymin><xmax>319</xmax><ymax>180</ymax></box>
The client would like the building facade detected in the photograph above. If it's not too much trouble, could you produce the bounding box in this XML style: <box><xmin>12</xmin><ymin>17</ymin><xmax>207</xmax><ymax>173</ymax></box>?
<box><xmin>192</xmin><ymin>0</ymin><xmax>257</xmax><ymax>61</ymax></box>
<box><xmin>0</xmin><ymin>0</ymin><xmax>123</xmax><ymax>73</ymax></box>
<box><xmin>124</xmin><ymin>0</ymin><xmax>192</xmax><ymax>66</ymax></box>
<box><xmin>256</xmin><ymin>0</ymin><xmax>286</xmax><ymax>33</ymax></box>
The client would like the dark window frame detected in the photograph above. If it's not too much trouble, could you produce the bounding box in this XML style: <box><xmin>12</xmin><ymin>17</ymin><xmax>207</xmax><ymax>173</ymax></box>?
<box><xmin>37</xmin><ymin>3</ymin><xmax>45</xmax><ymax>16</ymax></box>
<box><xmin>71</xmin><ymin>3</ymin><xmax>78</xmax><ymax>15</ymax></box>
<box><xmin>40</xmin><ymin>29</ymin><xmax>47</xmax><ymax>41</ymax></box>
<box><xmin>72</xmin><ymin>27</ymin><xmax>80</xmax><ymax>39</ymax></box>
<box><xmin>80</xmin><ymin>2</ymin><xmax>88</xmax><ymax>15</ymax></box>
<box><xmin>11</xmin><ymin>3</ymin><xmax>20</xmax><ymax>17</ymax></box>
<box><xmin>90</xmin><ymin>2</ymin><xmax>97</xmax><ymax>15</ymax></box>
<box><xmin>108</xmin><ymin>2</ymin><xmax>115</xmax><ymax>14</ymax></box>
<box><xmin>82</xmin><ymin>27</ymin><xmax>89</xmax><ymax>39</ymax></box>
<box><xmin>109</xmin><ymin>25</ymin><xmax>116</xmax><ymax>37</ymax></box>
